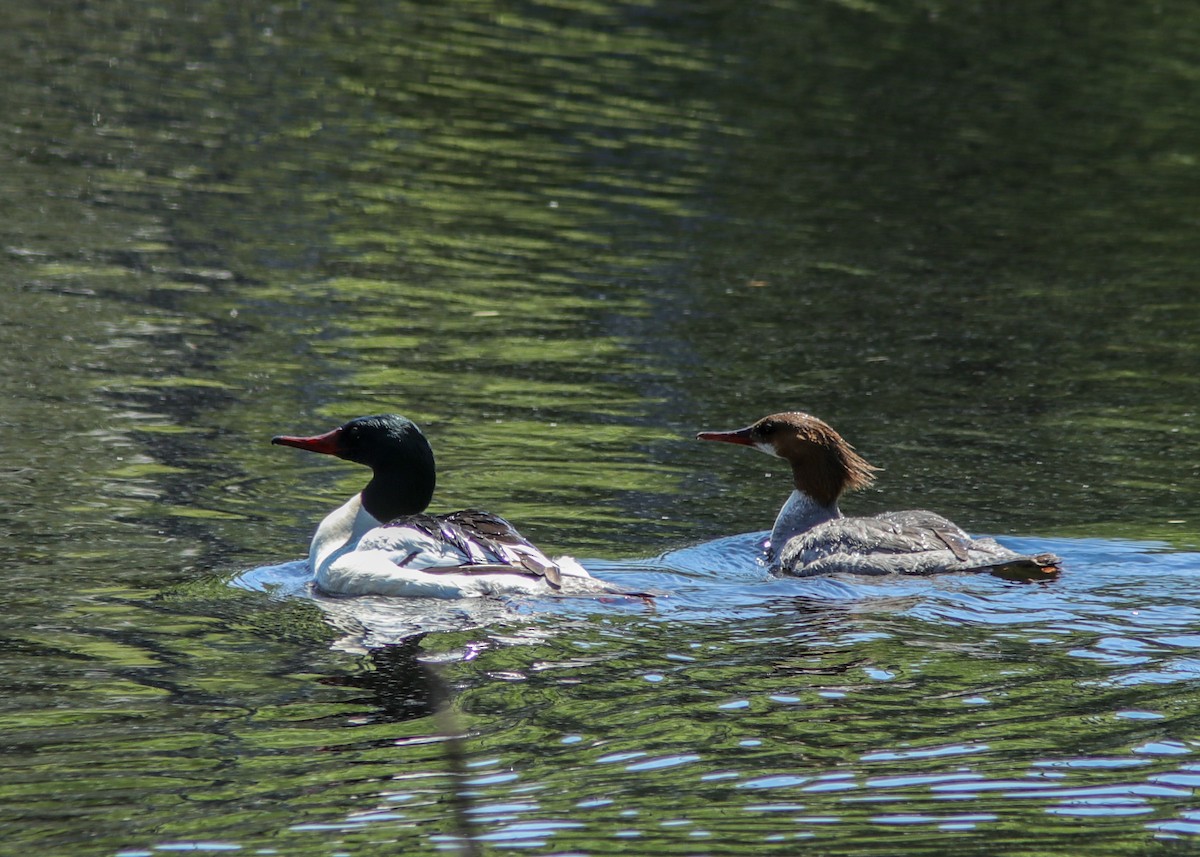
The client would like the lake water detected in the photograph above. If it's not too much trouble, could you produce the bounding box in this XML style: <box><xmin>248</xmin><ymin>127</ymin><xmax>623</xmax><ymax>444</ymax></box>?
<box><xmin>2</xmin><ymin>1</ymin><xmax>1199</xmax><ymax>855</ymax></box>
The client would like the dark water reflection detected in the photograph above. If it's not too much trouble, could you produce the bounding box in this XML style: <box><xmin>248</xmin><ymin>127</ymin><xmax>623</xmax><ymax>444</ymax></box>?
<box><xmin>2</xmin><ymin>0</ymin><xmax>1200</xmax><ymax>854</ymax></box>
<box><xmin>222</xmin><ymin>535</ymin><xmax>1200</xmax><ymax>856</ymax></box>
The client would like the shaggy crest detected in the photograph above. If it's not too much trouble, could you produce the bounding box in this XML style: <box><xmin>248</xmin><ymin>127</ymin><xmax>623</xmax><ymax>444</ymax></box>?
<box><xmin>698</xmin><ymin>411</ymin><xmax>879</xmax><ymax>508</ymax></box>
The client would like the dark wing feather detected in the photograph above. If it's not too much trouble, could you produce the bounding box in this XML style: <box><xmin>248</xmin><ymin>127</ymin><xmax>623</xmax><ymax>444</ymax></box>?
<box><xmin>382</xmin><ymin>509</ymin><xmax>563</xmax><ymax>588</ymax></box>
<box><xmin>443</xmin><ymin>509</ymin><xmax>527</xmax><ymax>545</ymax></box>
<box><xmin>932</xmin><ymin>528</ymin><xmax>972</xmax><ymax>562</ymax></box>
<box><xmin>445</xmin><ymin>510</ymin><xmax>564</xmax><ymax>587</ymax></box>
<box><xmin>380</xmin><ymin>513</ymin><xmax>444</xmax><ymax>544</ymax></box>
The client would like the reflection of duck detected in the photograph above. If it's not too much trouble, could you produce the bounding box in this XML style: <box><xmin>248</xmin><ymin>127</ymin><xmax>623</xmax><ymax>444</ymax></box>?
<box><xmin>321</xmin><ymin>635</ymin><xmax>440</xmax><ymax>722</ymax></box>
<box><xmin>698</xmin><ymin>412</ymin><xmax>1061</xmax><ymax>577</ymax></box>
<box><xmin>273</xmin><ymin>414</ymin><xmax>611</xmax><ymax>597</ymax></box>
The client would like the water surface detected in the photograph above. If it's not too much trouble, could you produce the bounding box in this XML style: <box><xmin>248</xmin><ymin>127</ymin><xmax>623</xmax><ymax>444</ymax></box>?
<box><xmin>1</xmin><ymin>0</ymin><xmax>1199</xmax><ymax>855</ymax></box>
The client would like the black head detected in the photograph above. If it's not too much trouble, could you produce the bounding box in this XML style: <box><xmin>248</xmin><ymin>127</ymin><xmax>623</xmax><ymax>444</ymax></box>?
<box><xmin>273</xmin><ymin>414</ymin><xmax>436</xmax><ymax>517</ymax></box>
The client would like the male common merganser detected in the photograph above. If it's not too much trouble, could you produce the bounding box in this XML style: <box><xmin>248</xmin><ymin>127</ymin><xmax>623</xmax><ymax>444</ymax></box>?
<box><xmin>272</xmin><ymin>414</ymin><xmax>607</xmax><ymax>598</ymax></box>
<box><xmin>697</xmin><ymin>412</ymin><xmax>1060</xmax><ymax>577</ymax></box>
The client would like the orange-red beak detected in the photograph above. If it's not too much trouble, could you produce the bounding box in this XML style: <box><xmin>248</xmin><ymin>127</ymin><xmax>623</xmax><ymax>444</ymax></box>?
<box><xmin>272</xmin><ymin>427</ymin><xmax>344</xmax><ymax>456</ymax></box>
<box><xmin>696</xmin><ymin>427</ymin><xmax>755</xmax><ymax>447</ymax></box>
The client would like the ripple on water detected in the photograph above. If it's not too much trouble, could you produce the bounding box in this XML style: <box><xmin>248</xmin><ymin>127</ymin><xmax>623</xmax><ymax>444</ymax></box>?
<box><xmin>219</xmin><ymin>535</ymin><xmax>1200</xmax><ymax>853</ymax></box>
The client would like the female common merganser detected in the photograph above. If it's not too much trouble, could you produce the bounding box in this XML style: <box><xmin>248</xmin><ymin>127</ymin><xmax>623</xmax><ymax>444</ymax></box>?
<box><xmin>697</xmin><ymin>412</ymin><xmax>1060</xmax><ymax>577</ymax></box>
<box><xmin>272</xmin><ymin>414</ymin><xmax>606</xmax><ymax>598</ymax></box>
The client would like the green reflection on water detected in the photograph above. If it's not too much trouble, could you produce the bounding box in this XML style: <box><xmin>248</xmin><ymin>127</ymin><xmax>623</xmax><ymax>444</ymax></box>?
<box><xmin>1</xmin><ymin>0</ymin><xmax>1200</xmax><ymax>856</ymax></box>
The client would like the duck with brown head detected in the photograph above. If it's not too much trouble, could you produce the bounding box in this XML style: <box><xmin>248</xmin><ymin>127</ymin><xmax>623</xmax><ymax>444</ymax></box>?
<box><xmin>698</xmin><ymin>412</ymin><xmax>1060</xmax><ymax>577</ymax></box>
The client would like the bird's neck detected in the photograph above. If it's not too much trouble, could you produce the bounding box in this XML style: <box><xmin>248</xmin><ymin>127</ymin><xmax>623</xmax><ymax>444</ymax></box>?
<box><xmin>361</xmin><ymin>466</ymin><xmax>434</xmax><ymax>521</ymax></box>
<box><xmin>769</xmin><ymin>489</ymin><xmax>840</xmax><ymax>556</ymax></box>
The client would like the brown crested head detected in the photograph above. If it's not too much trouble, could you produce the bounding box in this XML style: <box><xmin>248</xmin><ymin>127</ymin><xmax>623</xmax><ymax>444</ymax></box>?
<box><xmin>697</xmin><ymin>412</ymin><xmax>878</xmax><ymax>507</ymax></box>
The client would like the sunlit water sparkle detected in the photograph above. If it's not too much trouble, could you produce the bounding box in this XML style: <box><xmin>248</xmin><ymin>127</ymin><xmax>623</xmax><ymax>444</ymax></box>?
<box><xmin>2</xmin><ymin>0</ymin><xmax>1199</xmax><ymax>854</ymax></box>
<box><xmin>224</xmin><ymin>534</ymin><xmax>1200</xmax><ymax>852</ymax></box>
